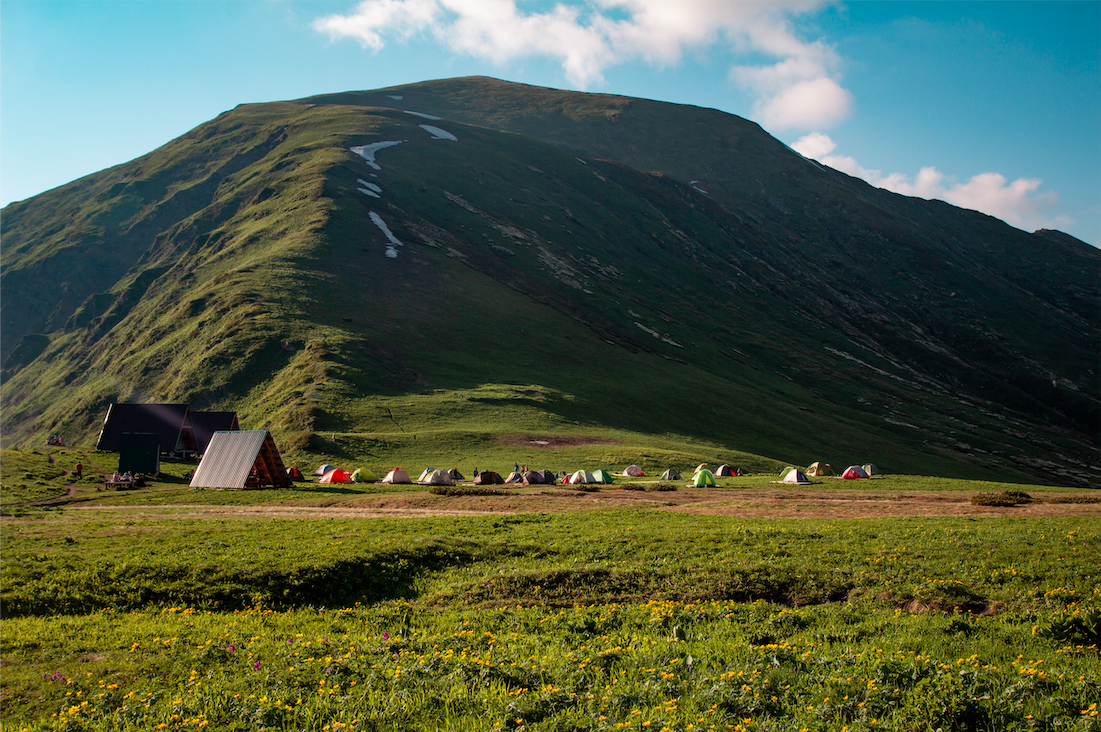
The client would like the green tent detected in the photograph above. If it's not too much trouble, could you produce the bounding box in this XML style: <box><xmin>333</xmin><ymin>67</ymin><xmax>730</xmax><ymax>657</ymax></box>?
<box><xmin>691</xmin><ymin>469</ymin><xmax>716</xmax><ymax>487</ymax></box>
<box><xmin>351</xmin><ymin>468</ymin><xmax>378</xmax><ymax>483</ymax></box>
<box><xmin>591</xmin><ymin>469</ymin><xmax>614</xmax><ymax>484</ymax></box>
<box><xmin>779</xmin><ymin>466</ymin><xmax>796</xmax><ymax>479</ymax></box>
<box><xmin>659</xmin><ymin>469</ymin><xmax>682</xmax><ymax>481</ymax></box>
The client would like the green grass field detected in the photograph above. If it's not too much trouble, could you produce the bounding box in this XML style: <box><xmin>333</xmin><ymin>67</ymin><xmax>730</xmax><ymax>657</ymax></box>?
<box><xmin>1</xmin><ymin>441</ymin><xmax>1098</xmax><ymax>731</ymax></box>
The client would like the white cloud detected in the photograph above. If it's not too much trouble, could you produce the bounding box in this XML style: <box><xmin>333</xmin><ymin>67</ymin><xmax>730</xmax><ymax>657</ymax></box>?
<box><xmin>791</xmin><ymin>132</ymin><xmax>1071</xmax><ymax>233</ymax></box>
<box><xmin>754</xmin><ymin>76</ymin><xmax>853</xmax><ymax>129</ymax></box>
<box><xmin>313</xmin><ymin>0</ymin><xmax>849</xmax><ymax>128</ymax></box>
<box><xmin>313</xmin><ymin>0</ymin><xmax>442</xmax><ymax>50</ymax></box>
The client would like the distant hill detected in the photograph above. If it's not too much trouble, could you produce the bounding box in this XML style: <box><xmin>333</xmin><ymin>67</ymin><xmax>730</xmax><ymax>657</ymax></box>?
<box><xmin>2</xmin><ymin>77</ymin><xmax>1097</xmax><ymax>486</ymax></box>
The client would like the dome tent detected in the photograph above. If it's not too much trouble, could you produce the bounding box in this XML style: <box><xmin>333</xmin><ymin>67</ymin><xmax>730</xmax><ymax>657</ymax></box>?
<box><xmin>319</xmin><ymin>468</ymin><xmax>351</xmax><ymax>484</ymax></box>
<box><xmin>690</xmin><ymin>469</ymin><xmax>716</xmax><ymax>487</ymax></box>
<box><xmin>381</xmin><ymin>468</ymin><xmax>412</xmax><ymax>484</ymax></box>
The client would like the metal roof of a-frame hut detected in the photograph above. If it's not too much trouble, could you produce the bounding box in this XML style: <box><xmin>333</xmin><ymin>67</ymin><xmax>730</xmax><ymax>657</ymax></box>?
<box><xmin>189</xmin><ymin>430</ymin><xmax>291</xmax><ymax>490</ymax></box>
<box><xmin>190</xmin><ymin>411</ymin><xmax>240</xmax><ymax>455</ymax></box>
<box><xmin>95</xmin><ymin>403</ymin><xmax>196</xmax><ymax>453</ymax></box>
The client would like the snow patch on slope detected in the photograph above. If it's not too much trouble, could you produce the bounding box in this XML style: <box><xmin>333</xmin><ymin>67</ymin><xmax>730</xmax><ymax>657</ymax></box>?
<box><xmin>350</xmin><ymin>141</ymin><xmax>403</xmax><ymax>169</ymax></box>
<box><xmin>420</xmin><ymin>125</ymin><xmax>457</xmax><ymax>141</ymax></box>
<box><xmin>369</xmin><ymin>211</ymin><xmax>403</xmax><ymax>258</ymax></box>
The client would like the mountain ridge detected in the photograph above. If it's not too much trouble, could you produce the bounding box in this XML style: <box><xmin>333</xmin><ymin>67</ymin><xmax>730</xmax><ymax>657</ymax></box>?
<box><xmin>2</xmin><ymin>77</ymin><xmax>1097</xmax><ymax>486</ymax></box>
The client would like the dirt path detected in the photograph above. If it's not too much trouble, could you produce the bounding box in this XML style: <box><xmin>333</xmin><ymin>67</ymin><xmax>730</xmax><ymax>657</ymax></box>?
<box><xmin>62</xmin><ymin>486</ymin><xmax>1101</xmax><ymax>520</ymax></box>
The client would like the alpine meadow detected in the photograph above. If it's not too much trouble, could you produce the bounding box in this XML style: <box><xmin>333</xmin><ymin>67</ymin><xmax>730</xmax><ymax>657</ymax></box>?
<box><xmin>1</xmin><ymin>77</ymin><xmax>1098</xmax><ymax>732</ymax></box>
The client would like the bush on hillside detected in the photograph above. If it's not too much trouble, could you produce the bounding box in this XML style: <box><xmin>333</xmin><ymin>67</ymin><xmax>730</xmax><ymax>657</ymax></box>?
<box><xmin>971</xmin><ymin>491</ymin><xmax>1032</xmax><ymax>507</ymax></box>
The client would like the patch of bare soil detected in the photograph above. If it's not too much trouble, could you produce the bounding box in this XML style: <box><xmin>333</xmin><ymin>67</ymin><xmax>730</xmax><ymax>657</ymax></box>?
<box><xmin>60</xmin><ymin>485</ymin><xmax>1101</xmax><ymax>520</ymax></box>
<box><xmin>498</xmin><ymin>434</ymin><xmax>622</xmax><ymax>449</ymax></box>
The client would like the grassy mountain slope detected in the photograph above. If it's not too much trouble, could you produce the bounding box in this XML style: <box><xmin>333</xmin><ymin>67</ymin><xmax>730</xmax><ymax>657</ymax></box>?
<box><xmin>2</xmin><ymin>78</ymin><xmax>1097</xmax><ymax>486</ymax></box>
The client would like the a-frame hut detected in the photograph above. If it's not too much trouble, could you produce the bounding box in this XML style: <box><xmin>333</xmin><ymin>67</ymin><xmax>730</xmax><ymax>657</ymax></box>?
<box><xmin>189</xmin><ymin>431</ymin><xmax>291</xmax><ymax>489</ymax></box>
<box><xmin>96</xmin><ymin>403</ymin><xmax>197</xmax><ymax>455</ymax></box>
<box><xmin>190</xmin><ymin>411</ymin><xmax>240</xmax><ymax>455</ymax></box>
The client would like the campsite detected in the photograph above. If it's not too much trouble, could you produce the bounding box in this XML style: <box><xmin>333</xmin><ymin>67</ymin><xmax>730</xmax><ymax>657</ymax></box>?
<box><xmin>2</xmin><ymin>435</ymin><xmax>1099</xmax><ymax>731</ymax></box>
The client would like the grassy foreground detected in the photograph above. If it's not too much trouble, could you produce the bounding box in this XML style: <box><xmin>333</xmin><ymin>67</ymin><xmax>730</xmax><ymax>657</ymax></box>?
<box><xmin>2</xmin><ymin>504</ymin><xmax>1099</xmax><ymax>731</ymax></box>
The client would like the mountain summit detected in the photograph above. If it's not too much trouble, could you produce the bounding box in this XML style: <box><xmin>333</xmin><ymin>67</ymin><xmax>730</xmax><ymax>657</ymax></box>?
<box><xmin>2</xmin><ymin>77</ymin><xmax>1097</xmax><ymax>485</ymax></box>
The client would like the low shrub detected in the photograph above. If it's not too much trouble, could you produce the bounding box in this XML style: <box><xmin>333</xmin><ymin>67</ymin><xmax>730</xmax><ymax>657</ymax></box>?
<box><xmin>972</xmin><ymin>491</ymin><xmax>1032</xmax><ymax>506</ymax></box>
<box><xmin>429</xmin><ymin>485</ymin><xmax>505</xmax><ymax>496</ymax></box>
<box><xmin>620</xmin><ymin>483</ymin><xmax>677</xmax><ymax>492</ymax></box>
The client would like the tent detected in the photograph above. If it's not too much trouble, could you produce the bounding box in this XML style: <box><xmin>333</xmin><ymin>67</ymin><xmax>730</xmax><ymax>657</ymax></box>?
<box><xmin>381</xmin><ymin>468</ymin><xmax>412</xmax><ymax>484</ymax></box>
<box><xmin>695</xmin><ymin>463</ymin><xmax>709</xmax><ymax>473</ymax></box>
<box><xmin>314</xmin><ymin>464</ymin><xmax>335</xmax><ymax>476</ymax></box>
<box><xmin>449</xmin><ymin>468</ymin><xmax>465</xmax><ymax>480</ymax></box>
<box><xmin>319</xmin><ymin>468</ymin><xmax>351</xmax><ymax>484</ymax></box>
<box><xmin>591</xmin><ymin>469</ymin><xmax>614</xmax><ymax>484</ymax></box>
<box><xmin>568</xmin><ymin>470</ymin><xmax>597</xmax><ymax>484</ymax></box>
<box><xmin>691</xmin><ymin>469</ymin><xmax>716</xmax><ymax>487</ymax></box>
<box><xmin>419</xmin><ymin>469</ymin><xmax>454</xmax><ymax>485</ymax></box>
<box><xmin>537</xmin><ymin>469</ymin><xmax>557</xmax><ymax>484</ymax></box>
<box><xmin>472</xmin><ymin>470</ymin><xmax>504</xmax><ymax>485</ymax></box>
<box><xmin>622</xmin><ymin>465</ymin><xmax>645</xmax><ymax>477</ymax></box>
<box><xmin>659</xmin><ymin>469</ymin><xmax>681</xmax><ymax>481</ymax></box>
<box><xmin>418</xmin><ymin>468</ymin><xmax>441</xmax><ymax>482</ymax></box>
<box><xmin>715</xmin><ymin>464</ymin><xmax>737</xmax><ymax>477</ymax></box>
<box><xmin>862</xmin><ymin>464</ymin><xmax>879</xmax><ymax>476</ymax></box>
<box><xmin>779</xmin><ymin>466</ymin><xmax>796</xmax><ymax>478</ymax></box>
<box><xmin>350</xmin><ymin>468</ymin><xmax>378</xmax><ymax>483</ymax></box>
<box><xmin>806</xmin><ymin>462</ymin><xmax>833</xmax><ymax>476</ymax></box>
<box><xmin>841</xmin><ymin>465</ymin><xmax>870</xmax><ymax>479</ymax></box>
<box><xmin>287</xmin><ymin>466</ymin><xmax>304</xmax><ymax>481</ymax></box>
<box><xmin>189</xmin><ymin>431</ymin><xmax>290</xmax><ymax>490</ymax></box>
<box><xmin>505</xmin><ymin>471</ymin><xmax>525</xmax><ymax>483</ymax></box>
<box><xmin>781</xmin><ymin>469</ymin><xmax>814</xmax><ymax>484</ymax></box>
<box><xmin>522</xmin><ymin>470</ymin><xmax>544</xmax><ymax>484</ymax></box>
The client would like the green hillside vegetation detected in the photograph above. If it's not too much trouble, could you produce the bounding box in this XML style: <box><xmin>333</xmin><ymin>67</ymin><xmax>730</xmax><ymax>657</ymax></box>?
<box><xmin>2</xmin><ymin>78</ymin><xmax>1098</xmax><ymax>488</ymax></box>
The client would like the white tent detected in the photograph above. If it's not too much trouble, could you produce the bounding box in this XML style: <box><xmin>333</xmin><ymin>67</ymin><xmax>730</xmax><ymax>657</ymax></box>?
<box><xmin>381</xmin><ymin>468</ymin><xmax>412</xmax><ymax>484</ymax></box>
<box><xmin>419</xmin><ymin>469</ymin><xmax>454</xmax><ymax>485</ymax></box>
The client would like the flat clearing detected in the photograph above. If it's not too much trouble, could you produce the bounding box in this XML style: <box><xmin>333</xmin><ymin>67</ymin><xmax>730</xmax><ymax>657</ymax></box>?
<box><xmin>59</xmin><ymin>484</ymin><xmax>1101</xmax><ymax>520</ymax></box>
<box><xmin>497</xmin><ymin>432</ymin><xmax>624</xmax><ymax>448</ymax></box>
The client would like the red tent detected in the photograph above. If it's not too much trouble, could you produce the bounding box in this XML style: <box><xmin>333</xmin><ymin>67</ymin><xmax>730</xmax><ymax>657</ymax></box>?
<box><xmin>840</xmin><ymin>465</ymin><xmax>870</xmax><ymax>479</ymax></box>
<box><xmin>319</xmin><ymin>468</ymin><xmax>351</xmax><ymax>483</ymax></box>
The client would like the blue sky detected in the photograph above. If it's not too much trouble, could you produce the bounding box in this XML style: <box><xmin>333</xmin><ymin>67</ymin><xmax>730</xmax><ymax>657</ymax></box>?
<box><xmin>2</xmin><ymin>1</ymin><xmax>1098</xmax><ymax>244</ymax></box>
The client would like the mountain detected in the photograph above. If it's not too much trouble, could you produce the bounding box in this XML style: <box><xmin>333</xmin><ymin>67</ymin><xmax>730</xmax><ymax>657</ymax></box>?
<box><xmin>2</xmin><ymin>77</ymin><xmax>1098</xmax><ymax>486</ymax></box>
